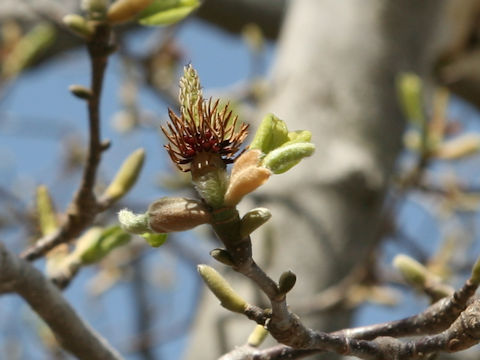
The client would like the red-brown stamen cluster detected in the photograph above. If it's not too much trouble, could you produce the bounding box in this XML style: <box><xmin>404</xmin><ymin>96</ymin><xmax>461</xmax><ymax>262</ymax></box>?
<box><xmin>161</xmin><ymin>97</ymin><xmax>249</xmax><ymax>172</ymax></box>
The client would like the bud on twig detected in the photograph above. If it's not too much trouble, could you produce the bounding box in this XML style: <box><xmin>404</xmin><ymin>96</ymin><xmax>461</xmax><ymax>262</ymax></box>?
<box><xmin>118</xmin><ymin>209</ymin><xmax>150</xmax><ymax>234</ymax></box>
<box><xmin>63</xmin><ymin>14</ymin><xmax>94</xmax><ymax>39</ymax></box>
<box><xmin>36</xmin><ymin>185</ymin><xmax>58</xmax><ymax>236</ymax></box>
<box><xmin>397</xmin><ymin>73</ymin><xmax>424</xmax><ymax>126</ymax></box>
<box><xmin>247</xmin><ymin>324</ymin><xmax>269</xmax><ymax>347</ymax></box>
<box><xmin>224</xmin><ymin>150</ymin><xmax>271</xmax><ymax>206</ymax></box>
<box><xmin>107</xmin><ymin>0</ymin><xmax>154</xmax><ymax>24</ymax></box>
<box><xmin>147</xmin><ymin>197</ymin><xmax>211</xmax><ymax>233</ymax></box>
<box><xmin>393</xmin><ymin>254</ymin><xmax>428</xmax><ymax>287</ymax></box>
<box><xmin>69</xmin><ymin>84</ymin><xmax>93</xmax><ymax>100</ymax></box>
<box><xmin>210</xmin><ymin>249</ymin><xmax>235</xmax><ymax>266</ymax></box>
<box><xmin>433</xmin><ymin>134</ymin><xmax>480</xmax><ymax>160</ymax></box>
<box><xmin>240</xmin><ymin>207</ymin><xmax>271</xmax><ymax>238</ymax></box>
<box><xmin>278</xmin><ymin>270</ymin><xmax>296</xmax><ymax>294</ymax></box>
<box><xmin>75</xmin><ymin>226</ymin><xmax>130</xmax><ymax>265</ymax></box>
<box><xmin>197</xmin><ymin>265</ymin><xmax>247</xmax><ymax>313</ymax></box>
<box><xmin>470</xmin><ymin>256</ymin><xmax>480</xmax><ymax>285</ymax></box>
<box><xmin>102</xmin><ymin>148</ymin><xmax>145</xmax><ymax>203</ymax></box>
<box><xmin>262</xmin><ymin>143</ymin><xmax>315</xmax><ymax>174</ymax></box>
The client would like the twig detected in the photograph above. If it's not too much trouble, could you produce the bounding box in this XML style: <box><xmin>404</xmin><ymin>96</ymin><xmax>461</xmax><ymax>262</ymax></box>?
<box><xmin>20</xmin><ymin>23</ymin><xmax>114</xmax><ymax>261</ymax></box>
<box><xmin>0</xmin><ymin>241</ymin><xmax>123</xmax><ymax>360</ymax></box>
<box><xmin>211</xmin><ymin>206</ymin><xmax>480</xmax><ymax>359</ymax></box>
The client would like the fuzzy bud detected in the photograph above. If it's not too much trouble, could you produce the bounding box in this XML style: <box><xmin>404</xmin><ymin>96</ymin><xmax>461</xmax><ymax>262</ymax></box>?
<box><xmin>63</xmin><ymin>14</ymin><xmax>94</xmax><ymax>39</ymax></box>
<box><xmin>240</xmin><ymin>207</ymin><xmax>271</xmax><ymax>238</ymax></box>
<box><xmin>262</xmin><ymin>143</ymin><xmax>315</xmax><ymax>174</ymax></box>
<box><xmin>197</xmin><ymin>265</ymin><xmax>247</xmax><ymax>313</ymax></box>
<box><xmin>102</xmin><ymin>148</ymin><xmax>145</xmax><ymax>203</ymax></box>
<box><xmin>210</xmin><ymin>248</ymin><xmax>235</xmax><ymax>266</ymax></box>
<box><xmin>224</xmin><ymin>149</ymin><xmax>271</xmax><ymax>206</ymax></box>
<box><xmin>107</xmin><ymin>0</ymin><xmax>154</xmax><ymax>24</ymax></box>
<box><xmin>147</xmin><ymin>197</ymin><xmax>211</xmax><ymax>233</ymax></box>
<box><xmin>118</xmin><ymin>209</ymin><xmax>150</xmax><ymax>234</ymax></box>
<box><xmin>278</xmin><ymin>270</ymin><xmax>296</xmax><ymax>294</ymax></box>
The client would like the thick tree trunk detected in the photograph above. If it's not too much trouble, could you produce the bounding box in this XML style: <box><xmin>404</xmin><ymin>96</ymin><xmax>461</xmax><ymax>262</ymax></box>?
<box><xmin>185</xmin><ymin>1</ymin><xmax>444</xmax><ymax>359</ymax></box>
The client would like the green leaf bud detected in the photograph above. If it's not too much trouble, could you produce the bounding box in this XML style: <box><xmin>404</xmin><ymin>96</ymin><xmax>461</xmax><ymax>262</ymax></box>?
<box><xmin>75</xmin><ymin>226</ymin><xmax>130</xmax><ymax>265</ymax></box>
<box><xmin>107</xmin><ymin>0</ymin><xmax>154</xmax><ymax>24</ymax></box>
<box><xmin>147</xmin><ymin>197</ymin><xmax>211</xmax><ymax>233</ymax></box>
<box><xmin>118</xmin><ymin>209</ymin><xmax>150</xmax><ymax>234</ymax></box>
<box><xmin>69</xmin><ymin>84</ymin><xmax>93</xmax><ymax>100</ymax></box>
<box><xmin>81</xmin><ymin>0</ymin><xmax>109</xmax><ymax>17</ymax></box>
<box><xmin>2</xmin><ymin>24</ymin><xmax>55</xmax><ymax>78</ymax></box>
<box><xmin>278</xmin><ymin>270</ymin><xmax>296</xmax><ymax>294</ymax></box>
<box><xmin>141</xmin><ymin>232</ymin><xmax>167</xmax><ymax>248</ymax></box>
<box><xmin>247</xmin><ymin>324</ymin><xmax>269</xmax><ymax>347</ymax></box>
<box><xmin>102</xmin><ymin>148</ymin><xmax>145</xmax><ymax>203</ymax></box>
<box><xmin>138</xmin><ymin>0</ymin><xmax>200</xmax><ymax>26</ymax></box>
<box><xmin>470</xmin><ymin>255</ymin><xmax>480</xmax><ymax>285</ymax></box>
<box><xmin>284</xmin><ymin>130</ymin><xmax>312</xmax><ymax>146</ymax></box>
<box><xmin>210</xmin><ymin>248</ymin><xmax>235</xmax><ymax>266</ymax></box>
<box><xmin>393</xmin><ymin>254</ymin><xmax>428</xmax><ymax>287</ymax></box>
<box><xmin>262</xmin><ymin>142</ymin><xmax>315</xmax><ymax>174</ymax></box>
<box><xmin>397</xmin><ymin>73</ymin><xmax>424</xmax><ymax>127</ymax></box>
<box><xmin>197</xmin><ymin>264</ymin><xmax>247</xmax><ymax>313</ymax></box>
<box><xmin>240</xmin><ymin>207</ymin><xmax>271</xmax><ymax>238</ymax></box>
<box><xmin>62</xmin><ymin>14</ymin><xmax>94</xmax><ymax>39</ymax></box>
<box><xmin>250</xmin><ymin>113</ymin><xmax>289</xmax><ymax>154</ymax></box>
<box><xmin>36</xmin><ymin>185</ymin><xmax>58</xmax><ymax>236</ymax></box>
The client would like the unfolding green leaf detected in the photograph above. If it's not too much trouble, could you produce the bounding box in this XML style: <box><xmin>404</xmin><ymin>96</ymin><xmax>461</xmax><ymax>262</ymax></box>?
<box><xmin>142</xmin><ymin>232</ymin><xmax>168</xmax><ymax>247</ymax></box>
<box><xmin>138</xmin><ymin>0</ymin><xmax>200</xmax><ymax>26</ymax></box>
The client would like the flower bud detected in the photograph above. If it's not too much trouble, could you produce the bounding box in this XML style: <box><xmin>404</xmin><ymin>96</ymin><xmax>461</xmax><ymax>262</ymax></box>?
<box><xmin>197</xmin><ymin>264</ymin><xmax>247</xmax><ymax>313</ymax></box>
<box><xmin>224</xmin><ymin>149</ymin><xmax>271</xmax><ymax>206</ymax></box>
<box><xmin>247</xmin><ymin>325</ymin><xmax>269</xmax><ymax>347</ymax></box>
<box><xmin>240</xmin><ymin>207</ymin><xmax>271</xmax><ymax>238</ymax></box>
<box><xmin>102</xmin><ymin>148</ymin><xmax>145</xmax><ymax>203</ymax></box>
<box><xmin>250</xmin><ymin>113</ymin><xmax>289</xmax><ymax>154</ymax></box>
<box><xmin>147</xmin><ymin>197</ymin><xmax>211</xmax><ymax>233</ymax></box>
<box><xmin>262</xmin><ymin>143</ymin><xmax>315</xmax><ymax>174</ymax></box>
<box><xmin>63</xmin><ymin>14</ymin><xmax>94</xmax><ymax>39</ymax></box>
<box><xmin>278</xmin><ymin>270</ymin><xmax>296</xmax><ymax>294</ymax></box>
<box><xmin>107</xmin><ymin>0</ymin><xmax>154</xmax><ymax>24</ymax></box>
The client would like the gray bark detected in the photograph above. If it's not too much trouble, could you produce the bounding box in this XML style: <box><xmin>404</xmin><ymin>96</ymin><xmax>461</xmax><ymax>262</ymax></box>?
<box><xmin>186</xmin><ymin>1</ymin><xmax>445</xmax><ymax>359</ymax></box>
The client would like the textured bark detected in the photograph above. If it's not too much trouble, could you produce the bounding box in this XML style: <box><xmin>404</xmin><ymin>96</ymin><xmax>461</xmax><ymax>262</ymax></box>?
<box><xmin>186</xmin><ymin>1</ymin><xmax>444</xmax><ymax>359</ymax></box>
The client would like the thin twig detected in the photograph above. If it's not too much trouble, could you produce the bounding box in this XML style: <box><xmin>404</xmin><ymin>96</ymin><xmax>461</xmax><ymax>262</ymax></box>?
<box><xmin>20</xmin><ymin>23</ymin><xmax>114</xmax><ymax>261</ymax></box>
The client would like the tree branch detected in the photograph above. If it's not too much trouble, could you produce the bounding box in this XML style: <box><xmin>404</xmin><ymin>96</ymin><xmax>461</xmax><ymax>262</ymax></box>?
<box><xmin>20</xmin><ymin>23</ymin><xmax>114</xmax><ymax>261</ymax></box>
<box><xmin>0</xmin><ymin>241</ymin><xmax>123</xmax><ymax>360</ymax></box>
